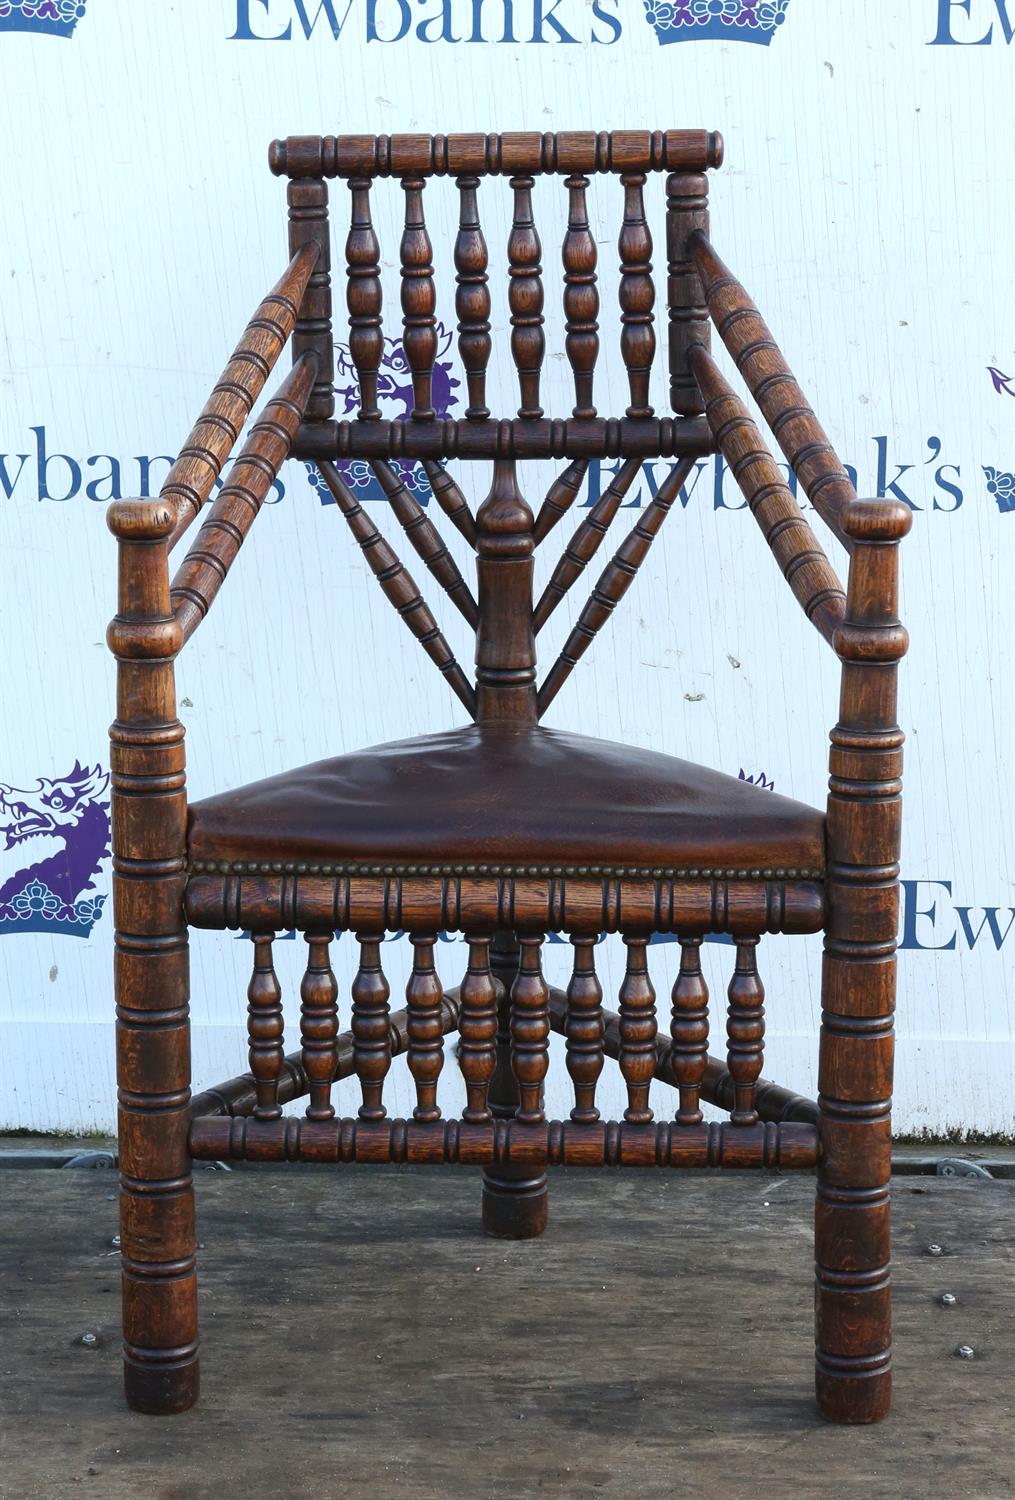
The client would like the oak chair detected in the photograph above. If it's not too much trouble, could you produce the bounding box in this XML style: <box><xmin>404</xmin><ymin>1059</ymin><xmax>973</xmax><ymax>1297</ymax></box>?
<box><xmin>107</xmin><ymin>129</ymin><xmax>909</xmax><ymax>1425</ymax></box>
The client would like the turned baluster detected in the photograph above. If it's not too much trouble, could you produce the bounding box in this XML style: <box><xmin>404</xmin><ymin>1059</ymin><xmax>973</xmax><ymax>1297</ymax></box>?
<box><xmin>618</xmin><ymin>173</ymin><xmax>655</xmax><ymax>418</ymax></box>
<box><xmin>562</xmin><ymin>172</ymin><xmax>599</xmax><ymax>419</ymax></box>
<box><xmin>400</xmin><ymin>178</ymin><xmax>437</xmax><ymax>420</ymax></box>
<box><xmin>300</xmin><ymin>932</ymin><xmax>339</xmax><ymax>1121</ymax></box>
<box><xmin>352</xmin><ymin>933</ymin><xmax>391</xmax><ymax>1121</ymax></box>
<box><xmin>726</xmin><ymin>938</ymin><xmax>765</xmax><ymax>1125</ymax></box>
<box><xmin>287</xmin><ymin>177</ymin><xmax>334</xmax><ymax>421</ymax></box>
<box><xmin>510</xmin><ymin>936</ymin><xmax>549</xmax><ymax>1125</ymax></box>
<box><xmin>565</xmin><ymin>937</ymin><xmax>604</xmax><ymax>1124</ymax></box>
<box><xmin>670</xmin><ymin>937</ymin><xmax>709</xmax><ymax>1126</ymax></box>
<box><xmin>618</xmin><ymin>936</ymin><xmax>657</xmax><ymax>1124</ymax></box>
<box><xmin>407</xmin><ymin>934</ymin><xmax>444</xmax><ymax>1121</ymax></box>
<box><xmin>458</xmin><ymin>937</ymin><xmax>498</xmax><ymax>1123</ymax></box>
<box><xmin>247</xmin><ymin>933</ymin><xmax>284</xmax><ymax>1122</ymax></box>
<box><xmin>346</xmin><ymin>177</ymin><xmax>383</xmax><ymax>421</ymax></box>
<box><xmin>666</xmin><ymin>170</ymin><xmax>709</xmax><ymax>417</ymax></box>
<box><xmin>455</xmin><ymin>176</ymin><xmax>491</xmax><ymax>421</ymax></box>
<box><xmin>508</xmin><ymin>175</ymin><xmax>545</xmax><ymax>419</ymax></box>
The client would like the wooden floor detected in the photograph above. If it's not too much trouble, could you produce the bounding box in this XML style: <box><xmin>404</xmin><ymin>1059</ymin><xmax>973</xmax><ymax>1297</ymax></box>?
<box><xmin>2</xmin><ymin>1165</ymin><xmax>1013</xmax><ymax>1500</ymax></box>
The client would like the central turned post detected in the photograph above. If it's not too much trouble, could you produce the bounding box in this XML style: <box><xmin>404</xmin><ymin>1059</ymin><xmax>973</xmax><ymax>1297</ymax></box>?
<box><xmin>474</xmin><ymin>457</ymin><xmax>537</xmax><ymax>725</ymax></box>
<box><xmin>474</xmin><ymin>457</ymin><xmax>547</xmax><ymax>1235</ymax></box>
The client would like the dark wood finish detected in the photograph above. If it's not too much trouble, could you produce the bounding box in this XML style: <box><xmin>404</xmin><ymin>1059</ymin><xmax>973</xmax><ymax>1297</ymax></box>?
<box><xmin>370</xmin><ymin>458</ymin><xmax>479</xmax><ymax>626</ymax></box>
<box><xmin>689</xmin><ymin>231</ymin><xmax>854</xmax><ymax>550</ymax></box>
<box><xmin>562</xmin><ymin>173</ymin><xmax>599</xmax><ymax>417</ymax></box>
<box><xmin>246</xmin><ymin>934</ymin><xmax>284</xmax><ymax>1121</ymax></box>
<box><xmin>184</xmin><ymin>871</ymin><xmax>828</xmax><ymax>939</ymax></box>
<box><xmin>538</xmin><ymin>453</ymin><xmax>695</xmax><ymax>711</ymax></box>
<box><xmin>564</xmin><ymin>937</ymin><xmax>604</xmax><ymax>1123</ymax></box>
<box><xmin>816</xmin><ymin>496</ymin><xmax>910</xmax><ymax>1424</ymax></box>
<box><xmin>190</xmin><ymin>1116</ymin><xmax>817</xmax><ymax>1171</ymax></box>
<box><xmin>508</xmin><ymin>175</ymin><xmax>545</xmax><ymax>419</ymax></box>
<box><xmin>191</xmin><ymin>989</ymin><xmax>463</xmax><ymax>1119</ymax></box>
<box><xmin>110</xmin><ymin>126</ymin><xmax>911</xmax><ymax>1429</ymax></box>
<box><xmin>690</xmin><ymin>342</ymin><xmax>846</xmax><ymax>642</ymax></box>
<box><xmin>270</xmin><ymin>130</ymin><xmax>725</xmax><ymax>180</ymax></box>
<box><xmin>618</xmin><ymin>173</ymin><xmax>655</xmax><ymax>418</ymax></box>
<box><xmin>670</xmin><ymin>938</ymin><xmax>708</xmax><ymax>1126</ymax></box>
<box><xmin>454</xmin><ymin>176</ymin><xmax>492</xmax><ymax>421</ymax></box>
<box><xmin>421</xmin><ymin>461</ymin><xmax>478</xmax><ymax>546</ymax></box>
<box><xmin>725</xmin><ymin>937</ymin><xmax>765</xmax><ymax>1126</ymax></box>
<box><xmin>287</xmin><ymin>179</ymin><xmax>334</xmax><ymax>422</ymax></box>
<box><xmin>481</xmin><ymin>930</ymin><xmax>548</xmax><ymax>1239</ymax></box>
<box><xmin>474</xmin><ymin>458</ymin><xmax>537</xmax><ymax>724</ymax></box>
<box><xmin>533</xmin><ymin>457</ymin><xmax>641</xmax><ymax>633</ymax></box>
<box><xmin>316</xmin><ymin>460</ymin><xmax>476</xmax><ymax>716</ymax></box>
<box><xmin>293</xmin><ymin>413</ymin><xmax>714</xmax><ymax>463</ymax></box>
<box><xmin>400</xmin><ymin>178</ymin><xmax>437</xmax><ymax>420</ymax></box>
<box><xmin>666</xmin><ymin>171</ymin><xmax>709</xmax><ymax>416</ymax></box>
<box><xmin>351</xmin><ymin>934</ymin><xmax>391</xmax><ymax>1120</ymax></box>
<box><xmin>457</xmin><ymin>937</ymin><xmax>498</xmax><ymax>1123</ymax></box>
<box><xmin>406</xmin><ymin>935</ymin><xmax>445</xmax><ymax>1122</ymax></box>
<box><xmin>162</xmin><ymin>246</ymin><xmax>319</xmax><ymax>547</ymax></box>
<box><xmin>618</xmin><ymin>936</ymin><xmax>657</xmax><ymax>1124</ymax></box>
<box><xmin>345</xmin><ymin>176</ymin><xmax>383</xmax><ymax>421</ymax></box>
<box><xmin>171</xmin><ymin>354</ymin><xmax>318</xmax><ymax>642</ymax></box>
<box><xmin>107</xmin><ymin>497</ymin><xmax>198</xmax><ymax>1415</ymax></box>
<box><xmin>300</xmin><ymin>932</ymin><xmax>339</xmax><ymax>1121</ymax></box>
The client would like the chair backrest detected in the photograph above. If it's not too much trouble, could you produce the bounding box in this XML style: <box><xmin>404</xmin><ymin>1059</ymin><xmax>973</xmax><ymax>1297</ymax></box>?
<box><xmin>266</xmin><ymin>130</ymin><xmax>730</xmax><ymax>726</ymax></box>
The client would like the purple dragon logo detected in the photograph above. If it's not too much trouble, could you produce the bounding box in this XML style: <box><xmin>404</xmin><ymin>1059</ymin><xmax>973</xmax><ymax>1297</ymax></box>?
<box><xmin>0</xmin><ymin>762</ymin><xmax>110</xmax><ymax>937</ymax></box>
<box><xmin>305</xmin><ymin>323</ymin><xmax>461</xmax><ymax>507</ymax></box>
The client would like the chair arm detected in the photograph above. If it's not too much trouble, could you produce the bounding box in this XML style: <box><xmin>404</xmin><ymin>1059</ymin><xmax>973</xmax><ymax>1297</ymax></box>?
<box><xmin>169</xmin><ymin>354</ymin><xmax>317</xmax><ymax>644</ymax></box>
<box><xmin>162</xmin><ymin>244</ymin><xmax>320</xmax><ymax>551</ymax></box>
<box><xmin>690</xmin><ymin>342</ymin><xmax>846</xmax><ymax>644</ymax></box>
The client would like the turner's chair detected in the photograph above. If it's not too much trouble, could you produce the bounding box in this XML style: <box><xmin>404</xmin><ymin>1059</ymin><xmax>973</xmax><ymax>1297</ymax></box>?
<box><xmin>107</xmin><ymin>129</ymin><xmax>909</xmax><ymax>1424</ymax></box>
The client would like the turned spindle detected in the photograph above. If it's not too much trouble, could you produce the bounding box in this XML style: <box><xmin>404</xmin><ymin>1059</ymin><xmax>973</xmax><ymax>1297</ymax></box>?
<box><xmin>618</xmin><ymin>936</ymin><xmax>657</xmax><ymax>1124</ymax></box>
<box><xmin>346</xmin><ymin>177</ymin><xmax>383</xmax><ymax>421</ymax></box>
<box><xmin>510</xmin><ymin>936</ymin><xmax>549</xmax><ymax>1125</ymax></box>
<box><xmin>351</xmin><ymin>933</ymin><xmax>391</xmax><ymax>1121</ymax></box>
<box><xmin>300</xmin><ymin>932</ymin><xmax>339</xmax><ymax>1121</ymax></box>
<box><xmin>508</xmin><ymin>175</ymin><xmax>545</xmax><ymax>419</ymax></box>
<box><xmin>565</xmin><ymin>937</ymin><xmax>605</xmax><ymax>1124</ymax></box>
<box><xmin>458</xmin><ymin>937</ymin><xmax>498</xmax><ymax>1123</ymax></box>
<box><xmin>666</xmin><ymin>170</ymin><xmax>709</xmax><ymax>417</ymax></box>
<box><xmin>619</xmin><ymin>172</ymin><xmax>655</xmax><ymax>418</ymax></box>
<box><xmin>670</xmin><ymin>937</ymin><xmax>709</xmax><ymax>1126</ymax></box>
<box><xmin>247</xmin><ymin>933</ymin><xmax>284</xmax><ymax>1121</ymax></box>
<box><xmin>455</xmin><ymin>176</ymin><xmax>491</xmax><ymax>421</ymax></box>
<box><xmin>407</xmin><ymin>934</ymin><xmax>444</xmax><ymax>1121</ymax></box>
<box><xmin>400</xmin><ymin>177</ymin><xmax>437</xmax><ymax>420</ymax></box>
<box><xmin>726</xmin><ymin>938</ymin><xmax>765</xmax><ymax>1125</ymax></box>
<box><xmin>562</xmin><ymin>172</ymin><xmax>599</xmax><ymax>418</ymax></box>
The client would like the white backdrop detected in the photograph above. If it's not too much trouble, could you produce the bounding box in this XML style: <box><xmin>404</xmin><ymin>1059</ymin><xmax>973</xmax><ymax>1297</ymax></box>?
<box><xmin>0</xmin><ymin>0</ymin><xmax>1012</xmax><ymax>1134</ymax></box>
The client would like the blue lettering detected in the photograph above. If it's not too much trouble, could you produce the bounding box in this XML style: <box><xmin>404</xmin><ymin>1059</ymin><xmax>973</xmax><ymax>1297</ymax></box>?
<box><xmin>929</xmin><ymin>0</ymin><xmax>995</xmax><ymax>43</ymax></box>
<box><xmin>85</xmin><ymin>455</ymin><xmax>122</xmax><ymax>503</ymax></box>
<box><xmin>900</xmin><ymin>879</ymin><xmax>957</xmax><ymax>951</ymax></box>
<box><xmin>530</xmin><ymin>0</ymin><xmax>578</xmax><ymax>42</ymax></box>
<box><xmin>368</xmin><ymin>0</ymin><xmax>411</xmax><ymax>39</ymax></box>
<box><xmin>418</xmin><ymin>0</ymin><xmax>461</xmax><ymax>43</ymax></box>
<box><xmin>591</xmin><ymin>0</ymin><xmax>621</xmax><ymax>42</ymax></box>
<box><xmin>874</xmin><ymin>435</ymin><xmax>918</xmax><ymax>509</ymax></box>
<box><xmin>230</xmin><ymin>0</ymin><xmax>293</xmax><ymax>39</ymax></box>
<box><xmin>0</xmin><ymin>451</ymin><xmax>29</xmax><ymax>500</ymax></box>
<box><xmin>33</xmin><ymin>426</ymin><xmax>81</xmax><ymax>503</ymax></box>
<box><xmin>955</xmin><ymin>906</ymin><xmax>1015</xmax><ymax>948</ymax></box>
<box><xmin>469</xmin><ymin>0</ymin><xmax>516</xmax><ymax>40</ymax></box>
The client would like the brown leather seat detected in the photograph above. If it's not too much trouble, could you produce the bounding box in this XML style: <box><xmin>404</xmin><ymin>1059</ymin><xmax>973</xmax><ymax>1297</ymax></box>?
<box><xmin>188</xmin><ymin>725</ymin><xmax>826</xmax><ymax>876</ymax></box>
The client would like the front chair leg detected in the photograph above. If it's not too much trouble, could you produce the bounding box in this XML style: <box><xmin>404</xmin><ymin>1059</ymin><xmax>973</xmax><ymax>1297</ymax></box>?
<box><xmin>109</xmin><ymin>498</ymin><xmax>199</xmax><ymax>1414</ymax></box>
<box><xmin>481</xmin><ymin>930</ymin><xmax>549</xmax><ymax>1238</ymax></box>
<box><xmin>815</xmin><ymin>496</ymin><xmax>910</xmax><ymax>1423</ymax></box>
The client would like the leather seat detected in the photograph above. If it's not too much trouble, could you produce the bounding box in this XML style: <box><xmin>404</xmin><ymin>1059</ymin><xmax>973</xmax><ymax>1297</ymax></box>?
<box><xmin>188</xmin><ymin>725</ymin><xmax>826</xmax><ymax>877</ymax></box>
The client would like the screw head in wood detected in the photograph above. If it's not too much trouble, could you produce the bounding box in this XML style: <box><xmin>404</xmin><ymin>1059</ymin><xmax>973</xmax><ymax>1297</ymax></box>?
<box><xmin>939</xmin><ymin>1293</ymin><xmax>957</xmax><ymax>1307</ymax></box>
<box><xmin>956</xmin><ymin>1344</ymin><xmax>975</xmax><ymax>1360</ymax></box>
<box><xmin>927</xmin><ymin>1243</ymin><xmax>944</xmax><ymax>1257</ymax></box>
<box><xmin>79</xmin><ymin>1332</ymin><xmax>98</xmax><ymax>1348</ymax></box>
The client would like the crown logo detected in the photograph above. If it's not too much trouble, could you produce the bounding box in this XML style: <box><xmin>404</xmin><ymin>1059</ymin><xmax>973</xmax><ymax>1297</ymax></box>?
<box><xmin>643</xmin><ymin>0</ymin><xmax>790</xmax><ymax>46</ymax></box>
<box><xmin>0</xmin><ymin>1</ymin><xmax>88</xmax><ymax>38</ymax></box>
<box><xmin>983</xmin><ymin>466</ymin><xmax>1015</xmax><ymax>515</ymax></box>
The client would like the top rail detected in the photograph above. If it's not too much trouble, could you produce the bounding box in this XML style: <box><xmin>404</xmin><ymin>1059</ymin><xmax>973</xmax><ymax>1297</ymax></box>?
<box><xmin>162</xmin><ymin>244</ymin><xmax>320</xmax><ymax>550</ymax></box>
<box><xmin>270</xmin><ymin>130</ymin><xmax>724</xmax><ymax>181</ymax></box>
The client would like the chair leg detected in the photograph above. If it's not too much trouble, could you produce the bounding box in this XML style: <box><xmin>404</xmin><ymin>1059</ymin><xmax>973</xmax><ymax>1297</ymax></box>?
<box><xmin>116</xmin><ymin>923</ymin><xmax>200</xmax><ymax>1415</ymax></box>
<box><xmin>814</xmin><ymin>943</ymin><xmax>893</xmax><ymax>1424</ymax></box>
<box><xmin>481</xmin><ymin>930</ymin><xmax>548</xmax><ymax>1238</ymax></box>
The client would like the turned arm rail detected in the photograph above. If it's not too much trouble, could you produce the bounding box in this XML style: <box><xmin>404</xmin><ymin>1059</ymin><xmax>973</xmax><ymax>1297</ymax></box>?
<box><xmin>162</xmin><ymin>245</ymin><xmax>320</xmax><ymax>551</ymax></box>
